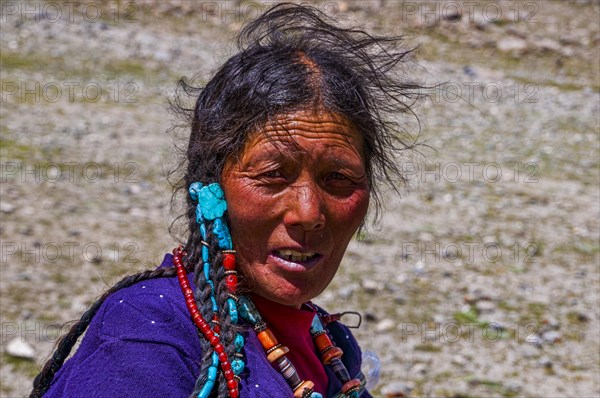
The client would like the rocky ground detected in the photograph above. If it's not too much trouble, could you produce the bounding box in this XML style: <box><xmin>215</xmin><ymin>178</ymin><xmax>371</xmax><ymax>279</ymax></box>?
<box><xmin>1</xmin><ymin>1</ymin><xmax>599</xmax><ymax>397</ymax></box>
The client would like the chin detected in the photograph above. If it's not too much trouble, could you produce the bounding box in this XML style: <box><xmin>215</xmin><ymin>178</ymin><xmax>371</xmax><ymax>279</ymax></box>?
<box><xmin>257</xmin><ymin>284</ymin><xmax>322</xmax><ymax>308</ymax></box>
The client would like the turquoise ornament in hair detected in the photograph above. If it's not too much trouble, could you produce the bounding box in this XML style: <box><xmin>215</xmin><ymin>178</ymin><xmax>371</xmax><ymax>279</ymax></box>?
<box><xmin>188</xmin><ymin>182</ymin><xmax>246</xmax><ymax>389</ymax></box>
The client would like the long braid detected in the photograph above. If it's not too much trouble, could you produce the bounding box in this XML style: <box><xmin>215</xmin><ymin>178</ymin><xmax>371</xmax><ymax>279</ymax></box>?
<box><xmin>184</xmin><ymin>178</ymin><xmax>243</xmax><ymax>398</ymax></box>
<box><xmin>30</xmin><ymin>267</ymin><xmax>177</xmax><ymax>398</ymax></box>
<box><xmin>187</xmin><ymin>221</ymin><xmax>219</xmax><ymax>397</ymax></box>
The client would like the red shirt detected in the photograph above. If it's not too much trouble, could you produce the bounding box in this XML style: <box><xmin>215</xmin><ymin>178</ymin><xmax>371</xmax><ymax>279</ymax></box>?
<box><xmin>252</xmin><ymin>295</ymin><xmax>329</xmax><ymax>395</ymax></box>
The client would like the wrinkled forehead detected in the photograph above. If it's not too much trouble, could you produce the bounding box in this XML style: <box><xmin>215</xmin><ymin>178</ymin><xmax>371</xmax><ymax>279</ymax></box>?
<box><xmin>243</xmin><ymin>109</ymin><xmax>364</xmax><ymax>156</ymax></box>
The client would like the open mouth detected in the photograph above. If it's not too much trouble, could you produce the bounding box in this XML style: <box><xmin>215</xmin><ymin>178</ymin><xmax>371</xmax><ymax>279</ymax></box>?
<box><xmin>275</xmin><ymin>249</ymin><xmax>318</xmax><ymax>262</ymax></box>
<box><xmin>271</xmin><ymin>249</ymin><xmax>323</xmax><ymax>271</ymax></box>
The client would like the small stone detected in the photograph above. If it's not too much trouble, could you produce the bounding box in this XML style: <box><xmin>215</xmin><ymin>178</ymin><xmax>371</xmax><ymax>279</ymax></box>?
<box><xmin>20</xmin><ymin>226</ymin><xmax>33</xmax><ymax>236</ymax></box>
<box><xmin>497</xmin><ymin>38</ymin><xmax>528</xmax><ymax>54</ymax></box>
<box><xmin>543</xmin><ymin>316</ymin><xmax>560</xmax><ymax>330</ymax></box>
<box><xmin>339</xmin><ymin>284</ymin><xmax>356</xmax><ymax>299</ymax></box>
<box><xmin>576</xmin><ymin>312</ymin><xmax>589</xmax><ymax>322</ymax></box>
<box><xmin>505</xmin><ymin>381</ymin><xmax>522</xmax><ymax>393</ymax></box>
<box><xmin>475</xmin><ymin>300</ymin><xmax>496</xmax><ymax>313</ymax></box>
<box><xmin>0</xmin><ymin>202</ymin><xmax>15</xmax><ymax>214</ymax></box>
<box><xmin>521</xmin><ymin>345</ymin><xmax>539</xmax><ymax>358</ymax></box>
<box><xmin>394</xmin><ymin>296</ymin><xmax>407</xmax><ymax>305</ymax></box>
<box><xmin>376</xmin><ymin>318</ymin><xmax>395</xmax><ymax>332</ymax></box>
<box><xmin>442</xmin><ymin>8</ymin><xmax>461</xmax><ymax>22</ymax></box>
<box><xmin>538</xmin><ymin>38</ymin><xmax>561</xmax><ymax>52</ymax></box>
<box><xmin>126</xmin><ymin>184</ymin><xmax>143</xmax><ymax>195</ymax></box>
<box><xmin>364</xmin><ymin>312</ymin><xmax>377</xmax><ymax>322</ymax></box>
<box><xmin>472</xmin><ymin>14</ymin><xmax>489</xmax><ymax>29</ymax></box>
<box><xmin>411</xmin><ymin>363</ymin><xmax>428</xmax><ymax>375</ymax></box>
<box><xmin>525</xmin><ymin>333</ymin><xmax>543</xmax><ymax>347</ymax></box>
<box><xmin>361</xmin><ymin>279</ymin><xmax>378</xmax><ymax>294</ymax></box>
<box><xmin>384</xmin><ymin>282</ymin><xmax>400</xmax><ymax>293</ymax></box>
<box><xmin>542</xmin><ymin>330</ymin><xmax>561</xmax><ymax>344</ymax></box>
<box><xmin>382</xmin><ymin>382</ymin><xmax>413</xmax><ymax>397</ymax></box>
<box><xmin>452</xmin><ymin>354</ymin><xmax>466</xmax><ymax>366</ymax></box>
<box><xmin>6</xmin><ymin>338</ymin><xmax>35</xmax><ymax>360</ymax></box>
<box><xmin>537</xmin><ymin>357</ymin><xmax>553</xmax><ymax>369</ymax></box>
<box><xmin>412</xmin><ymin>261</ymin><xmax>425</xmax><ymax>276</ymax></box>
<box><xmin>463</xmin><ymin>65</ymin><xmax>477</xmax><ymax>78</ymax></box>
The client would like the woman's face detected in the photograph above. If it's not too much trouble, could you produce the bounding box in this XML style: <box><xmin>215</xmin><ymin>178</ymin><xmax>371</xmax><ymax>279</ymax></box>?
<box><xmin>221</xmin><ymin>109</ymin><xmax>370</xmax><ymax>307</ymax></box>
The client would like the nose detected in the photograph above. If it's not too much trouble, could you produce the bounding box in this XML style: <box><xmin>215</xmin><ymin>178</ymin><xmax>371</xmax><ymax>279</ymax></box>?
<box><xmin>283</xmin><ymin>182</ymin><xmax>326</xmax><ymax>231</ymax></box>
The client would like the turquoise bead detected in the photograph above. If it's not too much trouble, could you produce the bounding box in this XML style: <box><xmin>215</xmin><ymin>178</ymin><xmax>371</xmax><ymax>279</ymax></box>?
<box><xmin>203</xmin><ymin>262</ymin><xmax>211</xmax><ymax>281</ymax></box>
<box><xmin>212</xmin><ymin>218</ymin><xmax>232</xmax><ymax>250</ymax></box>
<box><xmin>349</xmin><ymin>391</ymin><xmax>359</xmax><ymax>398</ymax></box>
<box><xmin>228</xmin><ymin>298</ymin><xmax>238</xmax><ymax>323</ymax></box>
<box><xmin>311</xmin><ymin>393</ymin><xmax>323</xmax><ymax>398</ymax></box>
<box><xmin>197</xmin><ymin>380</ymin><xmax>214</xmax><ymax>398</ymax></box>
<box><xmin>231</xmin><ymin>358</ymin><xmax>245</xmax><ymax>375</ymax></box>
<box><xmin>198</xmin><ymin>183</ymin><xmax>227</xmax><ymax>220</ymax></box>
<box><xmin>202</xmin><ymin>246</ymin><xmax>209</xmax><ymax>262</ymax></box>
<box><xmin>188</xmin><ymin>182</ymin><xmax>203</xmax><ymax>201</ymax></box>
<box><xmin>207</xmin><ymin>365</ymin><xmax>217</xmax><ymax>381</ymax></box>
<box><xmin>210</xmin><ymin>296</ymin><xmax>217</xmax><ymax>312</ymax></box>
<box><xmin>310</xmin><ymin>314</ymin><xmax>324</xmax><ymax>335</ymax></box>
<box><xmin>200</xmin><ymin>223</ymin><xmax>207</xmax><ymax>240</ymax></box>
<box><xmin>234</xmin><ymin>333</ymin><xmax>245</xmax><ymax>351</ymax></box>
<box><xmin>238</xmin><ymin>296</ymin><xmax>260</xmax><ymax>325</ymax></box>
<box><xmin>211</xmin><ymin>351</ymin><xmax>219</xmax><ymax>366</ymax></box>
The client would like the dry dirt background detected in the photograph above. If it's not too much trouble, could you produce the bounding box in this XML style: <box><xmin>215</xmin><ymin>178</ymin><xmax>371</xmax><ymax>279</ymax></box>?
<box><xmin>1</xmin><ymin>0</ymin><xmax>599</xmax><ymax>397</ymax></box>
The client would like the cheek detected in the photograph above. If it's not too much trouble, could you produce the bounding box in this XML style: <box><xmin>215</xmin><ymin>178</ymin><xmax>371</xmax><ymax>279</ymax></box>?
<box><xmin>223</xmin><ymin>183</ymin><xmax>276</xmax><ymax>251</ymax></box>
<box><xmin>332</xmin><ymin>189</ymin><xmax>370</xmax><ymax>229</ymax></box>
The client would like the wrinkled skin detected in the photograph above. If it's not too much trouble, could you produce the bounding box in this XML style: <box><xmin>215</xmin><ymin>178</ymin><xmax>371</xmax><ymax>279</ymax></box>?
<box><xmin>222</xmin><ymin>109</ymin><xmax>370</xmax><ymax>307</ymax></box>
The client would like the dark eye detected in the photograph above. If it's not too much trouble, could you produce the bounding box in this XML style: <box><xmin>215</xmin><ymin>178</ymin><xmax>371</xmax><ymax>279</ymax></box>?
<box><xmin>327</xmin><ymin>172</ymin><xmax>348</xmax><ymax>181</ymax></box>
<box><xmin>262</xmin><ymin>170</ymin><xmax>284</xmax><ymax>178</ymax></box>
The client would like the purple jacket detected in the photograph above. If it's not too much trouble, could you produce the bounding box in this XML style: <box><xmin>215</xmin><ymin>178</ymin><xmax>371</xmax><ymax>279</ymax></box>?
<box><xmin>45</xmin><ymin>254</ymin><xmax>372</xmax><ymax>397</ymax></box>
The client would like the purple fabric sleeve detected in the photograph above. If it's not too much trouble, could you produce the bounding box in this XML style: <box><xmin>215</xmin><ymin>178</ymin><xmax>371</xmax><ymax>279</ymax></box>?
<box><xmin>44</xmin><ymin>276</ymin><xmax>201</xmax><ymax>397</ymax></box>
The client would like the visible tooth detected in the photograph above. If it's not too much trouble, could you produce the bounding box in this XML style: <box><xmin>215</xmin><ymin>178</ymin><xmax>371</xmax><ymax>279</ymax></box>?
<box><xmin>276</xmin><ymin>250</ymin><xmax>316</xmax><ymax>262</ymax></box>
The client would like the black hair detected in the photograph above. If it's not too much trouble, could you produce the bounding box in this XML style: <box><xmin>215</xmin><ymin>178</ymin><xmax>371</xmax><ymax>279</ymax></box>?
<box><xmin>31</xmin><ymin>3</ymin><xmax>426</xmax><ymax>397</ymax></box>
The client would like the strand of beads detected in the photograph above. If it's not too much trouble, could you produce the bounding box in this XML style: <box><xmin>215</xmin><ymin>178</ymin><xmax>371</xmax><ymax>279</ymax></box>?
<box><xmin>186</xmin><ymin>182</ymin><xmax>244</xmax><ymax>398</ymax></box>
<box><xmin>309</xmin><ymin>314</ymin><xmax>362</xmax><ymax>398</ymax></box>
<box><xmin>173</xmin><ymin>248</ymin><xmax>238</xmax><ymax>398</ymax></box>
<box><xmin>222</xmin><ymin>250</ymin><xmax>246</xmax><ymax>382</ymax></box>
<box><xmin>238</xmin><ymin>296</ymin><xmax>323</xmax><ymax>398</ymax></box>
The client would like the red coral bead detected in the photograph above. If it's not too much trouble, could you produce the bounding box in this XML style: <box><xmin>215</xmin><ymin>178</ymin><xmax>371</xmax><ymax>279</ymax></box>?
<box><xmin>214</xmin><ymin>343</ymin><xmax>225</xmax><ymax>353</ymax></box>
<box><xmin>227</xmin><ymin>379</ymin><xmax>237</xmax><ymax>389</ymax></box>
<box><xmin>228</xmin><ymin>389</ymin><xmax>239</xmax><ymax>398</ymax></box>
<box><xmin>222</xmin><ymin>253</ymin><xmax>236</xmax><ymax>270</ymax></box>
<box><xmin>223</xmin><ymin>369</ymin><xmax>234</xmax><ymax>380</ymax></box>
<box><xmin>225</xmin><ymin>275</ymin><xmax>238</xmax><ymax>292</ymax></box>
<box><xmin>221</xmin><ymin>361</ymin><xmax>231</xmax><ymax>371</ymax></box>
<box><xmin>199</xmin><ymin>323</ymin><xmax>211</xmax><ymax>334</ymax></box>
<box><xmin>218</xmin><ymin>352</ymin><xmax>228</xmax><ymax>362</ymax></box>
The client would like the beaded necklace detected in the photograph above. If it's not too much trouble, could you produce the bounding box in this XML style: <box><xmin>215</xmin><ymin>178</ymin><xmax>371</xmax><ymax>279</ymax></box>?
<box><xmin>173</xmin><ymin>248</ymin><xmax>364</xmax><ymax>398</ymax></box>
<box><xmin>180</xmin><ymin>181</ymin><xmax>365</xmax><ymax>397</ymax></box>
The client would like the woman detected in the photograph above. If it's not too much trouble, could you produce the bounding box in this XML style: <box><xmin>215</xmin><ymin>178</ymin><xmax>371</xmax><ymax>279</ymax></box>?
<box><xmin>31</xmin><ymin>3</ymin><xmax>423</xmax><ymax>397</ymax></box>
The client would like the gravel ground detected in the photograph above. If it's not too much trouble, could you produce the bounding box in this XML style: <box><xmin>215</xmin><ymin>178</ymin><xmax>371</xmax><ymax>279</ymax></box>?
<box><xmin>1</xmin><ymin>1</ymin><xmax>599</xmax><ymax>397</ymax></box>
